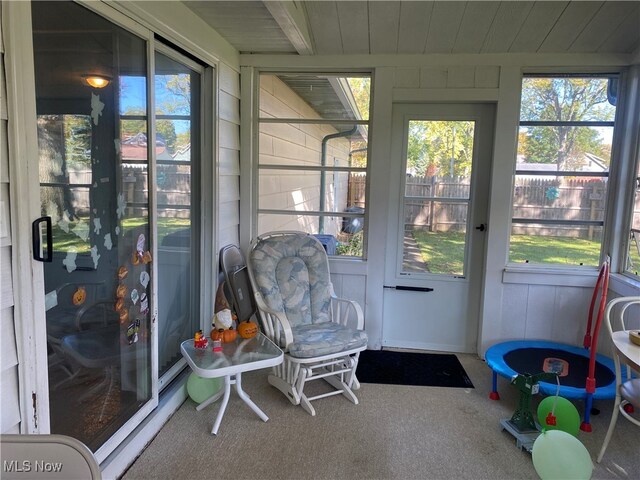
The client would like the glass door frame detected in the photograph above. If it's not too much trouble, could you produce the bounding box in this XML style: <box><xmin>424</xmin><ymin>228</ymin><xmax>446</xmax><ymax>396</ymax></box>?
<box><xmin>6</xmin><ymin>0</ymin><xmax>216</xmax><ymax>456</ymax></box>
<box><xmin>68</xmin><ymin>1</ymin><xmax>160</xmax><ymax>464</ymax></box>
<box><xmin>153</xmin><ymin>42</ymin><xmax>207</xmax><ymax>392</ymax></box>
<box><xmin>388</xmin><ymin>104</ymin><xmax>489</xmax><ymax>286</ymax></box>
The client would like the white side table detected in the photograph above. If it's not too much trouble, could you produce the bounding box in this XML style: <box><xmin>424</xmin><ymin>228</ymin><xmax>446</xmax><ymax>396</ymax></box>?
<box><xmin>180</xmin><ymin>333</ymin><xmax>283</xmax><ymax>435</ymax></box>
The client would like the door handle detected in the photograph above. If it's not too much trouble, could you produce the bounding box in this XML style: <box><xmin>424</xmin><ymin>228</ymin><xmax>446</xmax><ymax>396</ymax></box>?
<box><xmin>32</xmin><ymin>216</ymin><xmax>53</xmax><ymax>262</ymax></box>
<box><xmin>475</xmin><ymin>223</ymin><xmax>487</xmax><ymax>232</ymax></box>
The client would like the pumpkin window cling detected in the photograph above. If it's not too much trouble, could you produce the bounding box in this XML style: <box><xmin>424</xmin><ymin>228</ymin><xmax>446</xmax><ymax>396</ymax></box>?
<box><xmin>72</xmin><ymin>286</ymin><xmax>87</xmax><ymax>306</ymax></box>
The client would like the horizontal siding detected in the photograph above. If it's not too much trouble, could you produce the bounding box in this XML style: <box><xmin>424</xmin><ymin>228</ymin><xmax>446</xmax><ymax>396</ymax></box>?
<box><xmin>219</xmin><ymin>90</ymin><xmax>240</xmax><ymax>124</ymax></box>
<box><xmin>219</xmin><ymin>147</ymin><xmax>239</xmax><ymax>176</ymax></box>
<box><xmin>0</xmin><ymin>120</ymin><xmax>8</xmax><ymax>182</ymax></box>
<box><xmin>0</xmin><ymin>183</ymin><xmax>10</xmax><ymax>246</ymax></box>
<box><xmin>1</xmin><ymin>306</ymin><xmax>16</xmax><ymax>371</ymax></box>
<box><xmin>219</xmin><ymin>62</ymin><xmax>239</xmax><ymax>98</ymax></box>
<box><xmin>257</xmin><ymin>75</ymin><xmax>350</xmax><ymax>236</ymax></box>
<box><xmin>0</xmin><ymin>366</ymin><xmax>21</xmax><ymax>433</ymax></box>
<box><xmin>0</xmin><ymin>13</ymin><xmax>20</xmax><ymax>435</ymax></box>
<box><xmin>218</xmin><ymin>63</ymin><xmax>240</xmax><ymax>247</ymax></box>
<box><xmin>0</xmin><ymin>242</ymin><xmax>12</xmax><ymax>308</ymax></box>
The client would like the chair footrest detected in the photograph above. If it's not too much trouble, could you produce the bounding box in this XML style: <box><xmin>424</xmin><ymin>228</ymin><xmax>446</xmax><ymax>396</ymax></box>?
<box><xmin>307</xmin><ymin>368</ymin><xmax>350</xmax><ymax>381</ymax></box>
<box><xmin>306</xmin><ymin>390</ymin><xmax>344</xmax><ymax>402</ymax></box>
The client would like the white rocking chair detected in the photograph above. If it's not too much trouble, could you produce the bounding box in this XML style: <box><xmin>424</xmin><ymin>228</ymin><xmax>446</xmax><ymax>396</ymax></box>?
<box><xmin>247</xmin><ymin>231</ymin><xmax>368</xmax><ymax>416</ymax></box>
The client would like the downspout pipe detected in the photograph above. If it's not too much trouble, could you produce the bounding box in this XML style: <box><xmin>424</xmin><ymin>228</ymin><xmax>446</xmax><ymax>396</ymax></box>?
<box><xmin>320</xmin><ymin>126</ymin><xmax>357</xmax><ymax>234</ymax></box>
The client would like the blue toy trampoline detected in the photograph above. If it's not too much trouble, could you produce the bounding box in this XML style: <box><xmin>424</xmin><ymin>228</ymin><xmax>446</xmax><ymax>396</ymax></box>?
<box><xmin>485</xmin><ymin>259</ymin><xmax>622</xmax><ymax>432</ymax></box>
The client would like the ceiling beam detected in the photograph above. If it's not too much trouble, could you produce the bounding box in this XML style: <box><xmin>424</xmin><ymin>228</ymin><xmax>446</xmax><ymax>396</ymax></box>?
<box><xmin>263</xmin><ymin>1</ymin><xmax>313</xmax><ymax>55</ymax></box>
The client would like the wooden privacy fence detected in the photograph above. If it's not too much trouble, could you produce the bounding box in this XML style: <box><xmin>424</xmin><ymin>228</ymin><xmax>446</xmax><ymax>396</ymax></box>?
<box><xmin>347</xmin><ymin>174</ymin><xmax>623</xmax><ymax>239</ymax></box>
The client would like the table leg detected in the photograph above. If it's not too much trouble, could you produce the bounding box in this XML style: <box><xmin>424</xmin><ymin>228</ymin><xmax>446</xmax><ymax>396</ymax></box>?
<box><xmin>211</xmin><ymin>375</ymin><xmax>231</xmax><ymax>435</ymax></box>
<box><xmin>195</xmin><ymin>386</ymin><xmax>225</xmax><ymax>412</ymax></box>
<box><xmin>235</xmin><ymin>372</ymin><xmax>269</xmax><ymax>422</ymax></box>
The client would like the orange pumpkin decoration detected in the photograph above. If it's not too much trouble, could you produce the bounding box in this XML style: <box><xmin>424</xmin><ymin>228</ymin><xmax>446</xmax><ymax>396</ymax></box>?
<box><xmin>211</xmin><ymin>328</ymin><xmax>237</xmax><ymax>343</ymax></box>
<box><xmin>237</xmin><ymin>320</ymin><xmax>258</xmax><ymax>339</ymax></box>
<box><xmin>72</xmin><ymin>287</ymin><xmax>86</xmax><ymax>306</ymax></box>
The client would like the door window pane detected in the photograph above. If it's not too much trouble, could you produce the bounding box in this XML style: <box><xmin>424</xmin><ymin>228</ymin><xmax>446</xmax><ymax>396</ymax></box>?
<box><xmin>402</xmin><ymin>121</ymin><xmax>475</xmax><ymax>277</ymax></box>
<box><xmin>33</xmin><ymin>0</ymin><xmax>151</xmax><ymax>452</ymax></box>
<box><xmin>154</xmin><ymin>51</ymin><xmax>201</xmax><ymax>380</ymax></box>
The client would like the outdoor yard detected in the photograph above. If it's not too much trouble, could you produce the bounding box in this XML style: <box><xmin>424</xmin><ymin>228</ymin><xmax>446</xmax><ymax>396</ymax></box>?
<box><xmin>412</xmin><ymin>230</ymin><xmax>604</xmax><ymax>275</ymax></box>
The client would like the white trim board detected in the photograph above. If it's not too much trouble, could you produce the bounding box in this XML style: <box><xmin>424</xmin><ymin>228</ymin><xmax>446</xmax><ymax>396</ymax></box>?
<box><xmin>240</xmin><ymin>53</ymin><xmax>633</xmax><ymax>69</ymax></box>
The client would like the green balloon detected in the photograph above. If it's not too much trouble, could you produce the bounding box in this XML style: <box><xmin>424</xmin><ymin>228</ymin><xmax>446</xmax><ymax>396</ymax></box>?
<box><xmin>532</xmin><ymin>430</ymin><xmax>593</xmax><ymax>480</ymax></box>
<box><xmin>537</xmin><ymin>396</ymin><xmax>581</xmax><ymax>437</ymax></box>
<box><xmin>186</xmin><ymin>373</ymin><xmax>222</xmax><ymax>404</ymax></box>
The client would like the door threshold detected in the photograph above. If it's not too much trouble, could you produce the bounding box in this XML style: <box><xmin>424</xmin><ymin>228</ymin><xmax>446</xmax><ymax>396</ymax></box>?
<box><xmin>100</xmin><ymin>370</ymin><xmax>189</xmax><ymax>479</ymax></box>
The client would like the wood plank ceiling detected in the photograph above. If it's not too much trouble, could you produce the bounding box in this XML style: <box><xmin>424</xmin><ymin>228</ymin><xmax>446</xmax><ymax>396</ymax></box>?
<box><xmin>184</xmin><ymin>1</ymin><xmax>640</xmax><ymax>56</ymax></box>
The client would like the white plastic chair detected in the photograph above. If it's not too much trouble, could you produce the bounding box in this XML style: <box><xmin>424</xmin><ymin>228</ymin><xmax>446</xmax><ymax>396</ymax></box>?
<box><xmin>247</xmin><ymin>231</ymin><xmax>368</xmax><ymax>416</ymax></box>
<box><xmin>596</xmin><ymin>296</ymin><xmax>640</xmax><ymax>463</ymax></box>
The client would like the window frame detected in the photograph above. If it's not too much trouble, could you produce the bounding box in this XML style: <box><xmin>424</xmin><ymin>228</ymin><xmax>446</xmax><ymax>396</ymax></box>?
<box><xmin>253</xmin><ymin>70</ymin><xmax>373</xmax><ymax>258</ymax></box>
<box><xmin>508</xmin><ymin>73</ymin><xmax>620</xmax><ymax>270</ymax></box>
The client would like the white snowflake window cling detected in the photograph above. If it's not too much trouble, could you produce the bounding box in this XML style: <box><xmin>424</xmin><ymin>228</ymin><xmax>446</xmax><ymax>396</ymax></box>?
<box><xmin>62</xmin><ymin>248</ymin><xmax>78</xmax><ymax>273</ymax></box>
<box><xmin>90</xmin><ymin>93</ymin><xmax>105</xmax><ymax>126</ymax></box>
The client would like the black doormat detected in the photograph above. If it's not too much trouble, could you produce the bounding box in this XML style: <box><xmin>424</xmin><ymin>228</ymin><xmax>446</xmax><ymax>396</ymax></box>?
<box><xmin>357</xmin><ymin>350</ymin><xmax>474</xmax><ymax>388</ymax></box>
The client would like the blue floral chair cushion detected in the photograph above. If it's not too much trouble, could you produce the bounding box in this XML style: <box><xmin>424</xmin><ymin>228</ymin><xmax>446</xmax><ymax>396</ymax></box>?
<box><xmin>250</xmin><ymin>233</ymin><xmax>332</xmax><ymax>327</ymax></box>
<box><xmin>289</xmin><ymin>322</ymin><xmax>369</xmax><ymax>358</ymax></box>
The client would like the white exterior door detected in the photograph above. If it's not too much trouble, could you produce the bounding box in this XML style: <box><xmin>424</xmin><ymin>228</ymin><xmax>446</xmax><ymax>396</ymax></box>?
<box><xmin>382</xmin><ymin>103</ymin><xmax>495</xmax><ymax>353</ymax></box>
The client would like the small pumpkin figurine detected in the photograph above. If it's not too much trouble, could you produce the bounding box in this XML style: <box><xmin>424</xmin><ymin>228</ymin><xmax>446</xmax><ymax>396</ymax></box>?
<box><xmin>222</xmin><ymin>327</ymin><xmax>237</xmax><ymax>343</ymax></box>
<box><xmin>211</xmin><ymin>327</ymin><xmax>238</xmax><ymax>343</ymax></box>
<box><xmin>211</xmin><ymin>327</ymin><xmax>237</xmax><ymax>343</ymax></box>
<box><xmin>237</xmin><ymin>320</ymin><xmax>258</xmax><ymax>339</ymax></box>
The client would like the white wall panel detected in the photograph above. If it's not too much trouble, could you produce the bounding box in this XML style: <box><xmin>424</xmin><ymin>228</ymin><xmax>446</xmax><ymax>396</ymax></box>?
<box><xmin>500</xmin><ymin>283</ymin><xmax>527</xmax><ymax>340</ymax></box>
<box><xmin>0</xmin><ymin>366</ymin><xmax>21</xmax><ymax>433</ymax></box>
<box><xmin>474</xmin><ymin>66</ymin><xmax>501</xmax><ymax>89</ymax></box>
<box><xmin>524</xmin><ymin>285</ymin><xmax>556</xmax><ymax>340</ymax></box>
<box><xmin>1</xmin><ymin>306</ymin><xmax>16</xmax><ymax>371</ymax></box>
<box><xmin>394</xmin><ymin>68</ymin><xmax>420</xmax><ymax>88</ymax></box>
<box><xmin>419</xmin><ymin>67</ymin><xmax>448</xmax><ymax>89</ymax></box>
<box><xmin>447</xmin><ymin>66</ymin><xmax>475</xmax><ymax>88</ymax></box>
<box><xmin>552</xmin><ymin>286</ymin><xmax>592</xmax><ymax>346</ymax></box>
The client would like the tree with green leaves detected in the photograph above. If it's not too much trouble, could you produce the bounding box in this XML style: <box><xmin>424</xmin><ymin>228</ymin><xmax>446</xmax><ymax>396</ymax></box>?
<box><xmin>406</xmin><ymin>120</ymin><xmax>474</xmax><ymax>178</ymax></box>
<box><xmin>519</xmin><ymin>78</ymin><xmax>615</xmax><ymax>169</ymax></box>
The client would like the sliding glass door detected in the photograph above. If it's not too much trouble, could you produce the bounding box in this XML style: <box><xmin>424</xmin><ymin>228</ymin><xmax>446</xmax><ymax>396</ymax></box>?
<box><xmin>31</xmin><ymin>0</ymin><xmax>207</xmax><ymax>461</ymax></box>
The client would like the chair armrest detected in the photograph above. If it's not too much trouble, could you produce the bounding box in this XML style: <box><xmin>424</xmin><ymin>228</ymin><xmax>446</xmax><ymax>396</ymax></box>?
<box><xmin>330</xmin><ymin>295</ymin><xmax>364</xmax><ymax>330</ymax></box>
<box><xmin>253</xmin><ymin>291</ymin><xmax>294</xmax><ymax>349</ymax></box>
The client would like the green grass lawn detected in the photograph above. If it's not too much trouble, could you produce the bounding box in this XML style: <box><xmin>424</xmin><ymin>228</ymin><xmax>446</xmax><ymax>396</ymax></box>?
<box><xmin>52</xmin><ymin>216</ymin><xmax>191</xmax><ymax>252</ymax></box>
<box><xmin>412</xmin><ymin>230</ymin><xmax>602</xmax><ymax>275</ymax></box>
